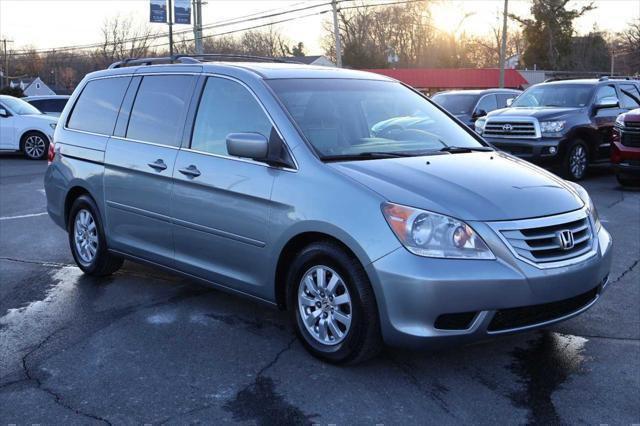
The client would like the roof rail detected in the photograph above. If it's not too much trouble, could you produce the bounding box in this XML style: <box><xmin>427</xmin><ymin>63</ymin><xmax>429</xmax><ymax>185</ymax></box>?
<box><xmin>108</xmin><ymin>54</ymin><xmax>298</xmax><ymax>69</ymax></box>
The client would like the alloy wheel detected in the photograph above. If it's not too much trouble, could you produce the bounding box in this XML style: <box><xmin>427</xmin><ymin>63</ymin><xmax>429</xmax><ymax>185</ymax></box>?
<box><xmin>24</xmin><ymin>135</ymin><xmax>46</xmax><ymax>159</ymax></box>
<box><xmin>298</xmin><ymin>265</ymin><xmax>353</xmax><ymax>345</ymax></box>
<box><xmin>74</xmin><ymin>209</ymin><xmax>98</xmax><ymax>265</ymax></box>
<box><xmin>569</xmin><ymin>144</ymin><xmax>587</xmax><ymax>179</ymax></box>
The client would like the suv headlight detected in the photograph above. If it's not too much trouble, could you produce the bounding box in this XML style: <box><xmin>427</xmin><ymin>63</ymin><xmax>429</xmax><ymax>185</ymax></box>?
<box><xmin>381</xmin><ymin>202</ymin><xmax>495</xmax><ymax>259</ymax></box>
<box><xmin>567</xmin><ymin>182</ymin><xmax>601</xmax><ymax>232</ymax></box>
<box><xmin>475</xmin><ymin>118</ymin><xmax>486</xmax><ymax>134</ymax></box>
<box><xmin>540</xmin><ymin>120</ymin><xmax>566</xmax><ymax>135</ymax></box>
<box><xmin>615</xmin><ymin>114</ymin><xmax>625</xmax><ymax>127</ymax></box>
<box><xmin>49</xmin><ymin>123</ymin><xmax>57</xmax><ymax>130</ymax></box>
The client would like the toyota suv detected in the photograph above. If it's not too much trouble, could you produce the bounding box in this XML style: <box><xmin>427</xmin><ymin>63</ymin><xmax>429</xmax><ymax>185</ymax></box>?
<box><xmin>45</xmin><ymin>56</ymin><xmax>612</xmax><ymax>364</ymax></box>
<box><xmin>476</xmin><ymin>78</ymin><xmax>640</xmax><ymax>180</ymax></box>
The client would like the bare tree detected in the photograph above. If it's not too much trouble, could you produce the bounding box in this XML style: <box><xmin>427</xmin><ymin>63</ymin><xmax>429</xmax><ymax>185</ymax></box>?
<box><xmin>93</xmin><ymin>15</ymin><xmax>157</xmax><ymax>68</ymax></box>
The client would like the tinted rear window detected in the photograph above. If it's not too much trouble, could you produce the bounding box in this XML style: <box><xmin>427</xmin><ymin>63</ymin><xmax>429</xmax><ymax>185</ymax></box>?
<box><xmin>126</xmin><ymin>75</ymin><xmax>194</xmax><ymax>146</ymax></box>
<box><xmin>30</xmin><ymin>99</ymin><xmax>68</xmax><ymax>113</ymax></box>
<box><xmin>67</xmin><ymin>78</ymin><xmax>130</xmax><ymax>135</ymax></box>
<box><xmin>431</xmin><ymin>94</ymin><xmax>478</xmax><ymax>115</ymax></box>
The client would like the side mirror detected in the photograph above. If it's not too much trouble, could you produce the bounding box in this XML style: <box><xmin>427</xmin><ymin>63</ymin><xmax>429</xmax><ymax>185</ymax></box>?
<box><xmin>594</xmin><ymin>98</ymin><xmax>619</xmax><ymax>110</ymax></box>
<box><xmin>506</xmin><ymin>98</ymin><xmax>514</xmax><ymax>107</ymax></box>
<box><xmin>472</xmin><ymin>109</ymin><xmax>487</xmax><ymax>119</ymax></box>
<box><xmin>226</xmin><ymin>133</ymin><xmax>269</xmax><ymax>161</ymax></box>
<box><xmin>0</xmin><ymin>108</ymin><xmax>9</xmax><ymax>117</ymax></box>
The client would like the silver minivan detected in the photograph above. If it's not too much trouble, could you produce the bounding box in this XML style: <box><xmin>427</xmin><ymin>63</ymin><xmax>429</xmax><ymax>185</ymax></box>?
<box><xmin>45</xmin><ymin>56</ymin><xmax>612</xmax><ymax>364</ymax></box>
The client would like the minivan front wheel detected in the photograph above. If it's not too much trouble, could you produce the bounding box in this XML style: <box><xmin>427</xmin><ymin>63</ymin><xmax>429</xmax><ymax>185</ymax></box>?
<box><xmin>68</xmin><ymin>195</ymin><xmax>123</xmax><ymax>276</ymax></box>
<box><xmin>561</xmin><ymin>139</ymin><xmax>589</xmax><ymax>181</ymax></box>
<box><xmin>287</xmin><ymin>241</ymin><xmax>381</xmax><ymax>364</ymax></box>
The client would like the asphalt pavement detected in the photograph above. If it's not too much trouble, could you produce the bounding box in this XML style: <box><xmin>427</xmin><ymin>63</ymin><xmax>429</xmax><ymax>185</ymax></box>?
<box><xmin>1</xmin><ymin>153</ymin><xmax>638</xmax><ymax>425</ymax></box>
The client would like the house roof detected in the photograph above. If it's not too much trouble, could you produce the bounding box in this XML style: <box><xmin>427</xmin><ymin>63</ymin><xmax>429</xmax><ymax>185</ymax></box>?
<box><xmin>362</xmin><ymin>68</ymin><xmax>528</xmax><ymax>89</ymax></box>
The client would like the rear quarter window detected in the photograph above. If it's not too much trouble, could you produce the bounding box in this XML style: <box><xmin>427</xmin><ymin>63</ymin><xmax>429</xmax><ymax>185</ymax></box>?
<box><xmin>67</xmin><ymin>77</ymin><xmax>130</xmax><ymax>135</ymax></box>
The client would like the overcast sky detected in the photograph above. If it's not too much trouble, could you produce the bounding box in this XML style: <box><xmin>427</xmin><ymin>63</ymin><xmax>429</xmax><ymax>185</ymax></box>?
<box><xmin>1</xmin><ymin>0</ymin><xmax>638</xmax><ymax>54</ymax></box>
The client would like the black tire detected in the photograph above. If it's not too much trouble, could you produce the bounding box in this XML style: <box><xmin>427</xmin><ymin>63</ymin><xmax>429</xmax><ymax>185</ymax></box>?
<box><xmin>560</xmin><ymin>139</ymin><xmax>589</xmax><ymax>181</ymax></box>
<box><xmin>20</xmin><ymin>131</ymin><xmax>49</xmax><ymax>160</ymax></box>
<box><xmin>68</xmin><ymin>195</ymin><xmax>123</xmax><ymax>276</ymax></box>
<box><xmin>616</xmin><ymin>174</ymin><xmax>640</xmax><ymax>187</ymax></box>
<box><xmin>286</xmin><ymin>241</ymin><xmax>382</xmax><ymax>365</ymax></box>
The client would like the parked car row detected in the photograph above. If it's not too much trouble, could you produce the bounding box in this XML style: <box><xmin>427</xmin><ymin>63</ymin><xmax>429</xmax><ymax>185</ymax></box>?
<box><xmin>431</xmin><ymin>77</ymin><xmax>640</xmax><ymax>185</ymax></box>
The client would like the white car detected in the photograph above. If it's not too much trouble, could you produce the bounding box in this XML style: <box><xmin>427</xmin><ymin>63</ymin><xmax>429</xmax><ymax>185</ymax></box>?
<box><xmin>0</xmin><ymin>95</ymin><xmax>58</xmax><ymax>160</ymax></box>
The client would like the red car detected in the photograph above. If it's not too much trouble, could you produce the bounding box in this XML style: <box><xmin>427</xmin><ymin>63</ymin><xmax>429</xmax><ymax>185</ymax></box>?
<box><xmin>612</xmin><ymin>108</ymin><xmax>640</xmax><ymax>186</ymax></box>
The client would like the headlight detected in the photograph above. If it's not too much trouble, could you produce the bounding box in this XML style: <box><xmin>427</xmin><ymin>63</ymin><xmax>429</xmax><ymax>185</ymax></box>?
<box><xmin>475</xmin><ymin>118</ymin><xmax>486</xmax><ymax>134</ymax></box>
<box><xmin>615</xmin><ymin>114</ymin><xmax>625</xmax><ymax>127</ymax></box>
<box><xmin>381</xmin><ymin>202</ymin><xmax>495</xmax><ymax>259</ymax></box>
<box><xmin>540</xmin><ymin>120</ymin><xmax>566</xmax><ymax>134</ymax></box>
<box><xmin>567</xmin><ymin>182</ymin><xmax>601</xmax><ymax>232</ymax></box>
<box><xmin>49</xmin><ymin>123</ymin><xmax>57</xmax><ymax>130</ymax></box>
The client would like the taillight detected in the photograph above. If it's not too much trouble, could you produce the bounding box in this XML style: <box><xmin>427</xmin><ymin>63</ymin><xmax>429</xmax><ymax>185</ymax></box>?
<box><xmin>48</xmin><ymin>142</ymin><xmax>55</xmax><ymax>165</ymax></box>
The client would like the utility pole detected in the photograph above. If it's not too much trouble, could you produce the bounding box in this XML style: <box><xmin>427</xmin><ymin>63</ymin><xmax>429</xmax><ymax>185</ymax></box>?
<box><xmin>498</xmin><ymin>0</ymin><xmax>508</xmax><ymax>88</ymax></box>
<box><xmin>168</xmin><ymin>0</ymin><xmax>174</xmax><ymax>58</ymax></box>
<box><xmin>331</xmin><ymin>0</ymin><xmax>342</xmax><ymax>68</ymax></box>
<box><xmin>193</xmin><ymin>0</ymin><xmax>204</xmax><ymax>55</ymax></box>
<box><xmin>1</xmin><ymin>39</ymin><xmax>13</xmax><ymax>89</ymax></box>
<box><xmin>610</xmin><ymin>49</ymin><xmax>615</xmax><ymax>76</ymax></box>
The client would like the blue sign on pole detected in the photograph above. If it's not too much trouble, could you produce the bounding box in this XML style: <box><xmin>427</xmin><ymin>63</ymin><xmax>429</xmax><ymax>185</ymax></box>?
<box><xmin>174</xmin><ymin>0</ymin><xmax>191</xmax><ymax>25</ymax></box>
<box><xmin>150</xmin><ymin>0</ymin><xmax>167</xmax><ymax>23</ymax></box>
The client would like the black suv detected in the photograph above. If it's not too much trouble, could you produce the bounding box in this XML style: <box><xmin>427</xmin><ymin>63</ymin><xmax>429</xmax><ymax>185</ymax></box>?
<box><xmin>476</xmin><ymin>78</ymin><xmax>640</xmax><ymax>180</ymax></box>
<box><xmin>431</xmin><ymin>88</ymin><xmax>521</xmax><ymax>129</ymax></box>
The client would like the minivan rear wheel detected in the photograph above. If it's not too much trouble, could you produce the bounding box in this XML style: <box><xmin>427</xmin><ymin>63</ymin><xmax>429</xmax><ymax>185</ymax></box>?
<box><xmin>286</xmin><ymin>241</ymin><xmax>382</xmax><ymax>364</ymax></box>
<box><xmin>68</xmin><ymin>195</ymin><xmax>123</xmax><ymax>276</ymax></box>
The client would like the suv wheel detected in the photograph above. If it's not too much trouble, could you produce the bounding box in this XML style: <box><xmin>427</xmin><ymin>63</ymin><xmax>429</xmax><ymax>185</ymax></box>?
<box><xmin>21</xmin><ymin>131</ymin><xmax>48</xmax><ymax>160</ymax></box>
<box><xmin>287</xmin><ymin>241</ymin><xmax>382</xmax><ymax>364</ymax></box>
<box><xmin>562</xmin><ymin>139</ymin><xmax>589</xmax><ymax>181</ymax></box>
<box><xmin>68</xmin><ymin>195</ymin><xmax>123</xmax><ymax>276</ymax></box>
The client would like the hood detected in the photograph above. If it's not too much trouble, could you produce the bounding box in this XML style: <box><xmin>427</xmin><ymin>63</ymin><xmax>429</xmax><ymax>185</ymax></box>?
<box><xmin>623</xmin><ymin>108</ymin><xmax>640</xmax><ymax>123</ymax></box>
<box><xmin>487</xmin><ymin>106</ymin><xmax>580</xmax><ymax>121</ymax></box>
<box><xmin>330</xmin><ymin>151</ymin><xmax>584</xmax><ymax>221</ymax></box>
<box><xmin>25</xmin><ymin>113</ymin><xmax>58</xmax><ymax>123</ymax></box>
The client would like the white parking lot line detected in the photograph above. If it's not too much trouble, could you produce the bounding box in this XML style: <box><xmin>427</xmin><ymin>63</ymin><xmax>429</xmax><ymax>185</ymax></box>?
<box><xmin>0</xmin><ymin>212</ymin><xmax>48</xmax><ymax>221</ymax></box>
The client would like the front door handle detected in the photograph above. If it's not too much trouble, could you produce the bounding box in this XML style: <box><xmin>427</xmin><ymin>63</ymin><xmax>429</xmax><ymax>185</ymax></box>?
<box><xmin>148</xmin><ymin>159</ymin><xmax>167</xmax><ymax>171</ymax></box>
<box><xmin>178</xmin><ymin>165</ymin><xmax>201</xmax><ymax>178</ymax></box>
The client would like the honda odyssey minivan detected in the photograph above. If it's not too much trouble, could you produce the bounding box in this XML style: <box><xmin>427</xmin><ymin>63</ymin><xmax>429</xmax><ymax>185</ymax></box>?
<box><xmin>45</xmin><ymin>56</ymin><xmax>612</xmax><ymax>364</ymax></box>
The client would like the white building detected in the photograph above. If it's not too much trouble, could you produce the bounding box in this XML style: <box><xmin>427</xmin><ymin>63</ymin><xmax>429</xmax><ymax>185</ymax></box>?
<box><xmin>9</xmin><ymin>77</ymin><xmax>56</xmax><ymax>96</ymax></box>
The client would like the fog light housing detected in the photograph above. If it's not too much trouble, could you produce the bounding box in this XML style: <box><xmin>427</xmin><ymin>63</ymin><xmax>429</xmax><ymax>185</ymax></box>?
<box><xmin>549</xmin><ymin>146</ymin><xmax>557</xmax><ymax>155</ymax></box>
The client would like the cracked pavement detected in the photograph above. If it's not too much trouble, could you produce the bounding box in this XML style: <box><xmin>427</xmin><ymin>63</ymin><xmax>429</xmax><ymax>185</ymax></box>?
<box><xmin>1</xmin><ymin>156</ymin><xmax>639</xmax><ymax>424</ymax></box>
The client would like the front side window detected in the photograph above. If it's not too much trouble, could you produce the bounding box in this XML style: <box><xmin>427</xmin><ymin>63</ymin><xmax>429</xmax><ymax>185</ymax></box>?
<box><xmin>68</xmin><ymin>77</ymin><xmax>130</xmax><ymax>135</ymax></box>
<box><xmin>191</xmin><ymin>77</ymin><xmax>272</xmax><ymax>156</ymax></box>
<box><xmin>475</xmin><ymin>95</ymin><xmax>497</xmax><ymax>114</ymax></box>
<box><xmin>126</xmin><ymin>75</ymin><xmax>194</xmax><ymax>146</ymax></box>
<box><xmin>595</xmin><ymin>85</ymin><xmax>618</xmax><ymax>104</ymax></box>
<box><xmin>619</xmin><ymin>84</ymin><xmax>640</xmax><ymax>109</ymax></box>
<box><xmin>1</xmin><ymin>96</ymin><xmax>42</xmax><ymax>115</ymax></box>
<box><xmin>512</xmin><ymin>84</ymin><xmax>594</xmax><ymax>108</ymax></box>
<box><xmin>268</xmin><ymin>79</ymin><xmax>485</xmax><ymax>159</ymax></box>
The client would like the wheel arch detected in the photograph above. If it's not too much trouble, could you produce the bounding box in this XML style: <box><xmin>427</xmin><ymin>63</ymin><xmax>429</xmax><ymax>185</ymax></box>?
<box><xmin>273</xmin><ymin>230</ymin><xmax>369</xmax><ymax>310</ymax></box>
<box><xmin>566</xmin><ymin>126</ymin><xmax>600</xmax><ymax>160</ymax></box>
<box><xmin>19</xmin><ymin>128</ymin><xmax>51</xmax><ymax>146</ymax></box>
<box><xmin>64</xmin><ymin>184</ymin><xmax>97</xmax><ymax>227</ymax></box>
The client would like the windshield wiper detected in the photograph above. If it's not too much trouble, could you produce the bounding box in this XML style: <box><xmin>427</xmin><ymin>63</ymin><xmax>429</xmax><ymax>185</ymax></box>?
<box><xmin>439</xmin><ymin>146</ymin><xmax>494</xmax><ymax>153</ymax></box>
<box><xmin>321</xmin><ymin>151</ymin><xmax>417</xmax><ymax>162</ymax></box>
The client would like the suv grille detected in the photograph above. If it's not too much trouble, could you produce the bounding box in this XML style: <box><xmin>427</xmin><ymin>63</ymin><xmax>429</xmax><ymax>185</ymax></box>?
<box><xmin>484</xmin><ymin>120</ymin><xmax>538</xmax><ymax>138</ymax></box>
<box><xmin>620</xmin><ymin>123</ymin><xmax>640</xmax><ymax>147</ymax></box>
<box><xmin>500</xmin><ymin>216</ymin><xmax>593</xmax><ymax>265</ymax></box>
<box><xmin>487</xmin><ymin>286</ymin><xmax>599</xmax><ymax>332</ymax></box>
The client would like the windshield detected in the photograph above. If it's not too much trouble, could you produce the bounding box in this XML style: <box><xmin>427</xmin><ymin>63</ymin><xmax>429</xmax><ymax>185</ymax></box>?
<box><xmin>267</xmin><ymin>79</ymin><xmax>485</xmax><ymax>160</ymax></box>
<box><xmin>512</xmin><ymin>84</ymin><xmax>593</xmax><ymax>108</ymax></box>
<box><xmin>0</xmin><ymin>96</ymin><xmax>42</xmax><ymax>115</ymax></box>
<box><xmin>431</xmin><ymin>93</ymin><xmax>478</xmax><ymax>115</ymax></box>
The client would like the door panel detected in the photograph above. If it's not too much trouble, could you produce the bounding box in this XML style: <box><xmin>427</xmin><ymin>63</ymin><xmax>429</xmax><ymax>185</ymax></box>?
<box><xmin>0</xmin><ymin>114</ymin><xmax>16</xmax><ymax>149</ymax></box>
<box><xmin>171</xmin><ymin>151</ymin><xmax>275</xmax><ymax>293</ymax></box>
<box><xmin>593</xmin><ymin>85</ymin><xmax>624</xmax><ymax>160</ymax></box>
<box><xmin>104</xmin><ymin>139</ymin><xmax>178</xmax><ymax>264</ymax></box>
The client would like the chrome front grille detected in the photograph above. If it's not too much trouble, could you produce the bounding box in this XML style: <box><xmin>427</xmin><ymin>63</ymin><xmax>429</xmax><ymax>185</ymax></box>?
<box><xmin>483</xmin><ymin>119</ymin><xmax>539</xmax><ymax>138</ymax></box>
<box><xmin>489</xmin><ymin>209</ymin><xmax>596</xmax><ymax>268</ymax></box>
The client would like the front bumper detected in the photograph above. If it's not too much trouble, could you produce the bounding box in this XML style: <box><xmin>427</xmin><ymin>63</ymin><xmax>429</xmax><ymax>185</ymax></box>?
<box><xmin>611</xmin><ymin>140</ymin><xmax>640</xmax><ymax>177</ymax></box>
<box><xmin>366</xmin><ymin>224</ymin><xmax>612</xmax><ymax>349</ymax></box>
<box><xmin>483</xmin><ymin>136</ymin><xmax>565</xmax><ymax>166</ymax></box>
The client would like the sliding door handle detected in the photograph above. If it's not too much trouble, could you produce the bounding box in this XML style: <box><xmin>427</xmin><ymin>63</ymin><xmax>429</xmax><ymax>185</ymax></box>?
<box><xmin>178</xmin><ymin>165</ymin><xmax>201</xmax><ymax>178</ymax></box>
<box><xmin>148</xmin><ymin>159</ymin><xmax>167</xmax><ymax>171</ymax></box>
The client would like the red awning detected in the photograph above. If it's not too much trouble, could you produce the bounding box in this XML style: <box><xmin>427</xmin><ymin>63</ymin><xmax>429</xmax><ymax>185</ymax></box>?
<box><xmin>363</xmin><ymin>68</ymin><xmax>528</xmax><ymax>89</ymax></box>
